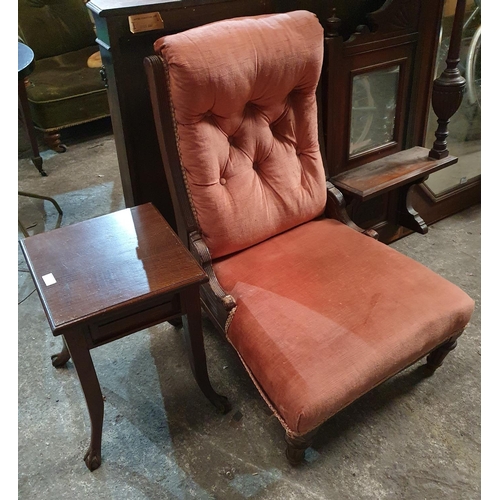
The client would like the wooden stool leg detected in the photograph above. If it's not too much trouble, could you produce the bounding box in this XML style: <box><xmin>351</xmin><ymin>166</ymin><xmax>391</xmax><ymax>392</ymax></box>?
<box><xmin>64</xmin><ymin>330</ymin><xmax>104</xmax><ymax>471</ymax></box>
<box><xmin>180</xmin><ymin>287</ymin><xmax>231</xmax><ymax>414</ymax></box>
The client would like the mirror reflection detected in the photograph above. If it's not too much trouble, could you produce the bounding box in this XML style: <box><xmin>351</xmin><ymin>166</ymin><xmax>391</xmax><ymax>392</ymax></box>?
<box><xmin>350</xmin><ymin>65</ymin><xmax>400</xmax><ymax>156</ymax></box>
<box><xmin>425</xmin><ymin>0</ymin><xmax>481</xmax><ymax>196</ymax></box>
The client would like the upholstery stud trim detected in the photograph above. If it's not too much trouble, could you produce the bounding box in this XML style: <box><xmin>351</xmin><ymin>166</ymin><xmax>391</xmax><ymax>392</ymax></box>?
<box><xmin>161</xmin><ymin>59</ymin><xmax>200</xmax><ymax>227</ymax></box>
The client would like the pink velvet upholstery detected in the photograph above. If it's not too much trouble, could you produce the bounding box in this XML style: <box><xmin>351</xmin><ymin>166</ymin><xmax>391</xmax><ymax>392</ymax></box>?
<box><xmin>154</xmin><ymin>11</ymin><xmax>326</xmax><ymax>259</ymax></box>
<box><xmin>151</xmin><ymin>11</ymin><xmax>475</xmax><ymax>447</ymax></box>
<box><xmin>213</xmin><ymin>218</ymin><xmax>474</xmax><ymax>436</ymax></box>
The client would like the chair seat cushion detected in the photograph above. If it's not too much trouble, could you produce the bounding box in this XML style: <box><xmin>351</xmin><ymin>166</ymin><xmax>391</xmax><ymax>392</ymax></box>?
<box><xmin>212</xmin><ymin>218</ymin><xmax>474</xmax><ymax>436</ymax></box>
<box><xmin>26</xmin><ymin>46</ymin><xmax>109</xmax><ymax>131</ymax></box>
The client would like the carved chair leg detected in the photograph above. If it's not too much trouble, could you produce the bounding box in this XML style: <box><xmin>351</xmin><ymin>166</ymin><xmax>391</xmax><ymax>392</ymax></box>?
<box><xmin>426</xmin><ymin>332</ymin><xmax>462</xmax><ymax>372</ymax></box>
<box><xmin>43</xmin><ymin>131</ymin><xmax>67</xmax><ymax>153</ymax></box>
<box><xmin>285</xmin><ymin>429</ymin><xmax>317</xmax><ymax>465</ymax></box>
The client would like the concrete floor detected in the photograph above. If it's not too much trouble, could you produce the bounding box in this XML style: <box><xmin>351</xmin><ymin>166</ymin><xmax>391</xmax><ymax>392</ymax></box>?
<box><xmin>18</xmin><ymin>120</ymin><xmax>481</xmax><ymax>499</ymax></box>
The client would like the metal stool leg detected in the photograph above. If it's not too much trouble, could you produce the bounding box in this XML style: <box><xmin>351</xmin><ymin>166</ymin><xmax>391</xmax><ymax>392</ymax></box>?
<box><xmin>18</xmin><ymin>220</ymin><xmax>30</xmax><ymax>238</ymax></box>
<box><xmin>18</xmin><ymin>191</ymin><xmax>63</xmax><ymax>237</ymax></box>
<box><xmin>18</xmin><ymin>191</ymin><xmax>63</xmax><ymax>215</ymax></box>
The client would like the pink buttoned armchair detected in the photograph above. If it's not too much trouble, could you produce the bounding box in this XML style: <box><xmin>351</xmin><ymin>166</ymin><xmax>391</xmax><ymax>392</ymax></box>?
<box><xmin>144</xmin><ymin>11</ymin><xmax>474</xmax><ymax>464</ymax></box>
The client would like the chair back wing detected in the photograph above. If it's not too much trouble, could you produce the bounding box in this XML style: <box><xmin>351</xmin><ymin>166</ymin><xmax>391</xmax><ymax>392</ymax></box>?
<box><xmin>153</xmin><ymin>11</ymin><xmax>327</xmax><ymax>259</ymax></box>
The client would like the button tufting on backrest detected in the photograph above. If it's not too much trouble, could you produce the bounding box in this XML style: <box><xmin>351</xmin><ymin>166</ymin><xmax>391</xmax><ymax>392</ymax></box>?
<box><xmin>155</xmin><ymin>11</ymin><xmax>326</xmax><ymax>259</ymax></box>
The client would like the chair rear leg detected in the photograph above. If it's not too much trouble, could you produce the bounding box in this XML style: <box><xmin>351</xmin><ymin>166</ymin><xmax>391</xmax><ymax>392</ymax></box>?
<box><xmin>44</xmin><ymin>131</ymin><xmax>67</xmax><ymax>152</ymax></box>
<box><xmin>426</xmin><ymin>331</ymin><xmax>462</xmax><ymax>372</ymax></box>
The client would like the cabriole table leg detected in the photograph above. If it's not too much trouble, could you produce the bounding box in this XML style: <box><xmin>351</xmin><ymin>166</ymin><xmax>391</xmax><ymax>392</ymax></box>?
<box><xmin>64</xmin><ymin>329</ymin><xmax>104</xmax><ymax>471</ymax></box>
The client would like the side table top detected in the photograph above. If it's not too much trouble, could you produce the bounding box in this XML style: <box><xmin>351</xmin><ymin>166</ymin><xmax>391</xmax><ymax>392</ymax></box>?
<box><xmin>20</xmin><ymin>203</ymin><xmax>207</xmax><ymax>333</ymax></box>
<box><xmin>18</xmin><ymin>42</ymin><xmax>35</xmax><ymax>80</ymax></box>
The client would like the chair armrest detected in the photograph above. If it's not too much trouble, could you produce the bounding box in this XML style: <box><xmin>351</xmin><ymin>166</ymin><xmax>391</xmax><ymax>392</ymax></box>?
<box><xmin>189</xmin><ymin>231</ymin><xmax>236</xmax><ymax>311</ymax></box>
<box><xmin>325</xmin><ymin>181</ymin><xmax>379</xmax><ymax>239</ymax></box>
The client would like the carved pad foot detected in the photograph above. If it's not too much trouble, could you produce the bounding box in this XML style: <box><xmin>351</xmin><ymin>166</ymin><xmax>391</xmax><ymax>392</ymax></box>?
<box><xmin>51</xmin><ymin>349</ymin><xmax>71</xmax><ymax>368</ymax></box>
<box><xmin>84</xmin><ymin>447</ymin><xmax>101</xmax><ymax>471</ymax></box>
<box><xmin>211</xmin><ymin>394</ymin><xmax>231</xmax><ymax>415</ymax></box>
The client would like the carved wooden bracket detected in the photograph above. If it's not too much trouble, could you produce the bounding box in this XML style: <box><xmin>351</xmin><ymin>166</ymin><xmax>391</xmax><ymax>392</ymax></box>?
<box><xmin>325</xmin><ymin>181</ymin><xmax>379</xmax><ymax>239</ymax></box>
<box><xmin>189</xmin><ymin>231</ymin><xmax>236</xmax><ymax>311</ymax></box>
<box><xmin>330</xmin><ymin>146</ymin><xmax>458</xmax><ymax>236</ymax></box>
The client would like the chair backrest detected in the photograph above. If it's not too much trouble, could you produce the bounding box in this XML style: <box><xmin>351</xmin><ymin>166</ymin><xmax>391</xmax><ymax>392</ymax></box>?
<box><xmin>153</xmin><ymin>11</ymin><xmax>327</xmax><ymax>259</ymax></box>
<box><xmin>18</xmin><ymin>0</ymin><xmax>97</xmax><ymax>60</ymax></box>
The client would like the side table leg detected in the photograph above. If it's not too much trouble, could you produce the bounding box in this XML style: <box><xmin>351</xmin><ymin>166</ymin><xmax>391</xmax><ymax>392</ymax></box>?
<box><xmin>180</xmin><ymin>287</ymin><xmax>231</xmax><ymax>414</ymax></box>
<box><xmin>64</xmin><ymin>330</ymin><xmax>104</xmax><ymax>471</ymax></box>
<box><xmin>51</xmin><ymin>337</ymin><xmax>71</xmax><ymax>367</ymax></box>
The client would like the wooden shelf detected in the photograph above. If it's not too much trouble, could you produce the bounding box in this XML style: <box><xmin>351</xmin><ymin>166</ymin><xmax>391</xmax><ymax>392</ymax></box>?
<box><xmin>331</xmin><ymin>146</ymin><xmax>458</xmax><ymax>202</ymax></box>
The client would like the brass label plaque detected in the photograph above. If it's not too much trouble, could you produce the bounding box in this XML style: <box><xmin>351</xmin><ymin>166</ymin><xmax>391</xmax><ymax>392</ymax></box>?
<box><xmin>128</xmin><ymin>12</ymin><xmax>164</xmax><ymax>34</ymax></box>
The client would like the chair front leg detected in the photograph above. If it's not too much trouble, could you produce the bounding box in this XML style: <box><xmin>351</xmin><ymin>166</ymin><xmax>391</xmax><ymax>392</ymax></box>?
<box><xmin>426</xmin><ymin>331</ymin><xmax>463</xmax><ymax>372</ymax></box>
<box><xmin>285</xmin><ymin>429</ymin><xmax>318</xmax><ymax>465</ymax></box>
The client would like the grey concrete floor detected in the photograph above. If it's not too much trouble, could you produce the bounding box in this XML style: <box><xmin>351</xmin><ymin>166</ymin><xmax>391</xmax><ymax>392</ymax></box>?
<box><xmin>18</xmin><ymin>120</ymin><xmax>481</xmax><ymax>499</ymax></box>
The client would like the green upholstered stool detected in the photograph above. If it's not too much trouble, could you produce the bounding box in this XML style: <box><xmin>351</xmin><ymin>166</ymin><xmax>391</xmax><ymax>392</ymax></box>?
<box><xmin>18</xmin><ymin>0</ymin><xmax>110</xmax><ymax>152</ymax></box>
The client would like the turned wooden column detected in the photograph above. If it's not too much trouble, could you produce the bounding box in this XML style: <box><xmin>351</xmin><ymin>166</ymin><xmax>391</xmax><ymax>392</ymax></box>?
<box><xmin>323</xmin><ymin>9</ymin><xmax>344</xmax><ymax>177</ymax></box>
<box><xmin>429</xmin><ymin>0</ymin><xmax>467</xmax><ymax>159</ymax></box>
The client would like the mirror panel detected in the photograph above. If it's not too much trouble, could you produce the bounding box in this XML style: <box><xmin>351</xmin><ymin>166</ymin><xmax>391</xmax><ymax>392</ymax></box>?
<box><xmin>424</xmin><ymin>0</ymin><xmax>481</xmax><ymax>196</ymax></box>
<box><xmin>350</xmin><ymin>65</ymin><xmax>400</xmax><ymax>156</ymax></box>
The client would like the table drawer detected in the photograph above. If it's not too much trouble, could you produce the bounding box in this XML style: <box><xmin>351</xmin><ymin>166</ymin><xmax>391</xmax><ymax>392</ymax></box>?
<box><xmin>90</xmin><ymin>296</ymin><xmax>180</xmax><ymax>345</ymax></box>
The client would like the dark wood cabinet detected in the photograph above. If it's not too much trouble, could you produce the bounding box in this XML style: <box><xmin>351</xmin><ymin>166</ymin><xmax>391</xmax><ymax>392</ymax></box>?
<box><xmin>87</xmin><ymin>0</ymin><xmax>273</xmax><ymax>231</ymax></box>
<box><xmin>87</xmin><ymin>0</ymin><xmax>479</xmax><ymax>241</ymax></box>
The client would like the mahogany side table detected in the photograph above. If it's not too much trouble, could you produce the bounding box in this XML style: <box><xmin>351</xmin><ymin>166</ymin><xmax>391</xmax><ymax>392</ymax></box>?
<box><xmin>19</xmin><ymin>203</ymin><xmax>230</xmax><ymax>471</ymax></box>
